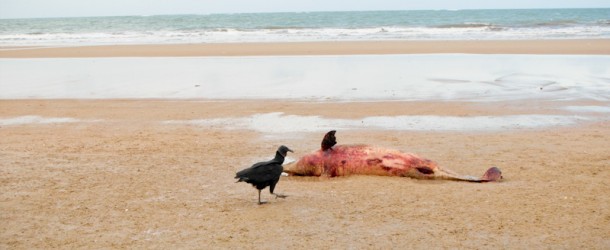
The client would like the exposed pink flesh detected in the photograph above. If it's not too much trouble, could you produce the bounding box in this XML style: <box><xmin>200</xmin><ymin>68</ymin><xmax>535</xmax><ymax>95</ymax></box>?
<box><xmin>284</xmin><ymin>145</ymin><xmax>502</xmax><ymax>182</ymax></box>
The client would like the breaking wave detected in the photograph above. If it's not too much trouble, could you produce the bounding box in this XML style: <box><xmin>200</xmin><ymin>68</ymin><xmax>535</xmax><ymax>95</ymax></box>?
<box><xmin>1</xmin><ymin>9</ymin><xmax>609</xmax><ymax>46</ymax></box>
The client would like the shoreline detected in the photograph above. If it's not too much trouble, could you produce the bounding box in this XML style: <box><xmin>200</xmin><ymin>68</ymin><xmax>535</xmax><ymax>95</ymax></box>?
<box><xmin>1</xmin><ymin>39</ymin><xmax>609</xmax><ymax>58</ymax></box>
<box><xmin>2</xmin><ymin>39</ymin><xmax>609</xmax><ymax>248</ymax></box>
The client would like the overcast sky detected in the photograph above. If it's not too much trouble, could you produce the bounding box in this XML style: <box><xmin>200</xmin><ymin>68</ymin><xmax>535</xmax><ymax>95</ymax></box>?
<box><xmin>1</xmin><ymin>0</ymin><xmax>609</xmax><ymax>19</ymax></box>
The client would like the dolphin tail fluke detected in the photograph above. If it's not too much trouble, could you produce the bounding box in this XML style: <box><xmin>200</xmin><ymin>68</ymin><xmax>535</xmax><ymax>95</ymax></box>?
<box><xmin>481</xmin><ymin>166</ymin><xmax>503</xmax><ymax>182</ymax></box>
<box><xmin>437</xmin><ymin>166</ymin><xmax>502</xmax><ymax>183</ymax></box>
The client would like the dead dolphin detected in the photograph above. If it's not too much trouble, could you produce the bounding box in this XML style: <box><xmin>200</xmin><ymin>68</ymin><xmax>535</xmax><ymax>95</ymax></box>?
<box><xmin>284</xmin><ymin>130</ymin><xmax>502</xmax><ymax>182</ymax></box>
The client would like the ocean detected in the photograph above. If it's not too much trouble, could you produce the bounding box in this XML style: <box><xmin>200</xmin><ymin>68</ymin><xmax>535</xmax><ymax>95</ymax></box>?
<box><xmin>2</xmin><ymin>54</ymin><xmax>609</xmax><ymax>129</ymax></box>
<box><xmin>0</xmin><ymin>8</ymin><xmax>609</xmax><ymax>46</ymax></box>
<box><xmin>2</xmin><ymin>54</ymin><xmax>609</xmax><ymax>101</ymax></box>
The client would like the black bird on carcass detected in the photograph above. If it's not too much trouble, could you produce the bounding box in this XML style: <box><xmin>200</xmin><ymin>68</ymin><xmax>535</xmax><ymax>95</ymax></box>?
<box><xmin>235</xmin><ymin>145</ymin><xmax>293</xmax><ymax>204</ymax></box>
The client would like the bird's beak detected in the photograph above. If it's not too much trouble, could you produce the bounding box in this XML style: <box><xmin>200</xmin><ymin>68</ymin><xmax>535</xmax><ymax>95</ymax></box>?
<box><xmin>281</xmin><ymin>149</ymin><xmax>293</xmax><ymax>157</ymax></box>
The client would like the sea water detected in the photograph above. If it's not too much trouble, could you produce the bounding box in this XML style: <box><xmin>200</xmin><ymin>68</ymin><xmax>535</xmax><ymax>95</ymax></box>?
<box><xmin>1</xmin><ymin>54</ymin><xmax>609</xmax><ymax>101</ymax></box>
<box><xmin>2</xmin><ymin>9</ymin><xmax>609</xmax><ymax>131</ymax></box>
<box><xmin>1</xmin><ymin>8</ymin><xmax>609</xmax><ymax>45</ymax></box>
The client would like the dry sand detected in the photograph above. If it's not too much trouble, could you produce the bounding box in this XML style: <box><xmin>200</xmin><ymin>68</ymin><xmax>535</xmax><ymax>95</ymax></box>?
<box><xmin>1</xmin><ymin>100</ymin><xmax>609</xmax><ymax>249</ymax></box>
<box><xmin>1</xmin><ymin>41</ymin><xmax>609</xmax><ymax>249</ymax></box>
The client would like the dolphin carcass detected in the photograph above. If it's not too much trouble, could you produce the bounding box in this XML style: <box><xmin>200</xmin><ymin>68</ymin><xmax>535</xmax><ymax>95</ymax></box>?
<box><xmin>283</xmin><ymin>131</ymin><xmax>502</xmax><ymax>182</ymax></box>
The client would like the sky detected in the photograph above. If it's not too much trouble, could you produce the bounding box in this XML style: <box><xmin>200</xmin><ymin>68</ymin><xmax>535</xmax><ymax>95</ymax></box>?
<box><xmin>1</xmin><ymin>0</ymin><xmax>609</xmax><ymax>19</ymax></box>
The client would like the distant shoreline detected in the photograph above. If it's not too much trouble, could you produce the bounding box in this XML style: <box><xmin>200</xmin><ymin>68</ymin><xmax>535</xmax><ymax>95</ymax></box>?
<box><xmin>1</xmin><ymin>39</ymin><xmax>609</xmax><ymax>58</ymax></box>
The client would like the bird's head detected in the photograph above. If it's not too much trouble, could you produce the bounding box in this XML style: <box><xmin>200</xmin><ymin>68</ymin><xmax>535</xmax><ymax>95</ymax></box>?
<box><xmin>277</xmin><ymin>145</ymin><xmax>294</xmax><ymax>157</ymax></box>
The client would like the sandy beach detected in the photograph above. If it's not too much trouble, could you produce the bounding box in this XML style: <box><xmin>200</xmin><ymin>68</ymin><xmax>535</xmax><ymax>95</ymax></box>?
<box><xmin>1</xmin><ymin>41</ymin><xmax>609</xmax><ymax>249</ymax></box>
<box><xmin>1</xmin><ymin>39</ymin><xmax>610</xmax><ymax>57</ymax></box>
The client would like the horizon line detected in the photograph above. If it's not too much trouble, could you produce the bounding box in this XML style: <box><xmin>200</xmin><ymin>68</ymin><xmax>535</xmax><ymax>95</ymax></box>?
<box><xmin>1</xmin><ymin>7</ymin><xmax>609</xmax><ymax>20</ymax></box>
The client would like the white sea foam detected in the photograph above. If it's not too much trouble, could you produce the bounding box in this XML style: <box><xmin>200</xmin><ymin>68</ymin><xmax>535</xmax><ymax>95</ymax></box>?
<box><xmin>1</xmin><ymin>54</ymin><xmax>609</xmax><ymax>101</ymax></box>
<box><xmin>0</xmin><ymin>116</ymin><xmax>81</xmax><ymax>126</ymax></box>
<box><xmin>163</xmin><ymin>112</ymin><xmax>586</xmax><ymax>133</ymax></box>
<box><xmin>1</xmin><ymin>26</ymin><xmax>609</xmax><ymax>46</ymax></box>
<box><xmin>2</xmin><ymin>10</ymin><xmax>609</xmax><ymax>46</ymax></box>
<box><xmin>564</xmin><ymin>105</ymin><xmax>610</xmax><ymax>113</ymax></box>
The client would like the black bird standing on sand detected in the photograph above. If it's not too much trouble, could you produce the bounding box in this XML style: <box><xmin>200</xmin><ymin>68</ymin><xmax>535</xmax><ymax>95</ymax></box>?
<box><xmin>235</xmin><ymin>145</ymin><xmax>293</xmax><ymax>204</ymax></box>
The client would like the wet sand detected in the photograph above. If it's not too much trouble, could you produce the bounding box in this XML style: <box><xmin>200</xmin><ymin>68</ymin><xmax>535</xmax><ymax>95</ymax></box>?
<box><xmin>1</xmin><ymin>99</ymin><xmax>609</xmax><ymax>249</ymax></box>
<box><xmin>1</xmin><ymin>40</ymin><xmax>609</xmax><ymax>248</ymax></box>
<box><xmin>1</xmin><ymin>39</ymin><xmax>610</xmax><ymax>58</ymax></box>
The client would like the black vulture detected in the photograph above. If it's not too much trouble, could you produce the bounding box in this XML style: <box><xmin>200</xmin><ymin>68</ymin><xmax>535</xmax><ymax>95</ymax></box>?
<box><xmin>235</xmin><ymin>145</ymin><xmax>293</xmax><ymax>204</ymax></box>
<box><xmin>321</xmin><ymin>130</ymin><xmax>337</xmax><ymax>151</ymax></box>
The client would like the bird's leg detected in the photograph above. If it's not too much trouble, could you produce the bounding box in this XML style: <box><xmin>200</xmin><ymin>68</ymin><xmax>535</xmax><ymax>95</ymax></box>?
<box><xmin>270</xmin><ymin>183</ymin><xmax>286</xmax><ymax>199</ymax></box>
<box><xmin>258</xmin><ymin>190</ymin><xmax>267</xmax><ymax>205</ymax></box>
